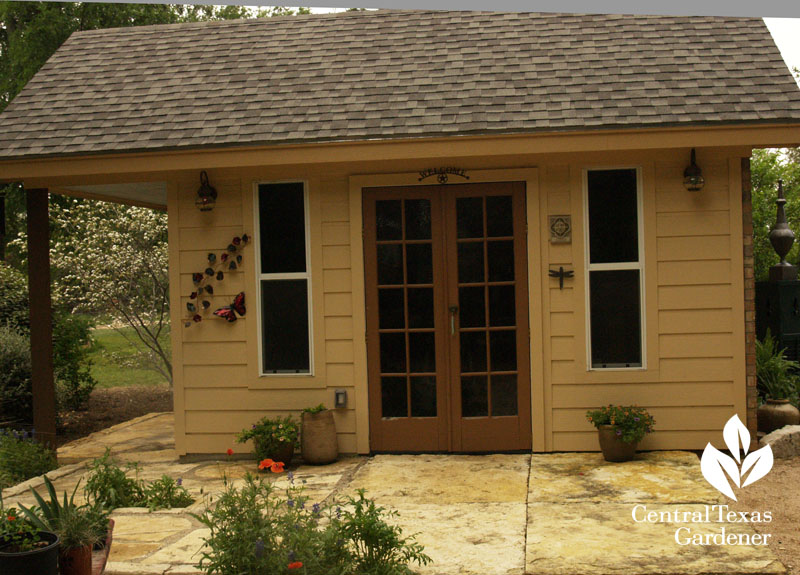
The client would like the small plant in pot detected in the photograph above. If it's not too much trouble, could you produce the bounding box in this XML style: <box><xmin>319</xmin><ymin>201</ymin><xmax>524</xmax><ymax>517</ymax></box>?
<box><xmin>19</xmin><ymin>476</ymin><xmax>107</xmax><ymax>575</ymax></box>
<box><xmin>586</xmin><ymin>405</ymin><xmax>655</xmax><ymax>462</ymax></box>
<box><xmin>756</xmin><ymin>331</ymin><xmax>800</xmax><ymax>434</ymax></box>
<box><xmin>0</xmin><ymin>499</ymin><xmax>60</xmax><ymax>575</ymax></box>
<box><xmin>236</xmin><ymin>415</ymin><xmax>299</xmax><ymax>468</ymax></box>
<box><xmin>301</xmin><ymin>404</ymin><xmax>339</xmax><ymax>465</ymax></box>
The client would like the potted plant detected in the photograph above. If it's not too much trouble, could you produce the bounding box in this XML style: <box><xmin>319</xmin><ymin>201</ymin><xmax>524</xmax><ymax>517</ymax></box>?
<box><xmin>301</xmin><ymin>404</ymin><xmax>339</xmax><ymax>465</ymax></box>
<box><xmin>236</xmin><ymin>415</ymin><xmax>299</xmax><ymax>467</ymax></box>
<box><xmin>20</xmin><ymin>477</ymin><xmax>107</xmax><ymax>575</ymax></box>
<box><xmin>756</xmin><ymin>332</ymin><xmax>800</xmax><ymax>434</ymax></box>
<box><xmin>586</xmin><ymin>405</ymin><xmax>655</xmax><ymax>462</ymax></box>
<box><xmin>0</xmin><ymin>501</ymin><xmax>60</xmax><ymax>575</ymax></box>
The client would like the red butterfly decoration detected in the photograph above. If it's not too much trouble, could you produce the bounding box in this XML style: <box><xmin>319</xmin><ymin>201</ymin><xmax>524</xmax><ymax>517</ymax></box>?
<box><xmin>213</xmin><ymin>292</ymin><xmax>246</xmax><ymax>322</ymax></box>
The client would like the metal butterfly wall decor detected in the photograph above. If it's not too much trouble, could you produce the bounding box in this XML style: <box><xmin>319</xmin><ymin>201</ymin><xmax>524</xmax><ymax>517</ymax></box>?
<box><xmin>184</xmin><ymin>233</ymin><xmax>250</xmax><ymax>327</ymax></box>
<box><xmin>213</xmin><ymin>292</ymin><xmax>246</xmax><ymax>322</ymax></box>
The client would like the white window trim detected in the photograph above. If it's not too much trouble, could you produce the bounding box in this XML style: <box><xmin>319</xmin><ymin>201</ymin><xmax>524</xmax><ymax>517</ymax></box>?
<box><xmin>253</xmin><ymin>180</ymin><xmax>314</xmax><ymax>377</ymax></box>
<box><xmin>582</xmin><ymin>167</ymin><xmax>646</xmax><ymax>371</ymax></box>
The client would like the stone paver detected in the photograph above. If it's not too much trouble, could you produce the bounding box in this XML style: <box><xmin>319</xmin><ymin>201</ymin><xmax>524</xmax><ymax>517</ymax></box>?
<box><xmin>1</xmin><ymin>413</ymin><xmax>788</xmax><ymax>575</ymax></box>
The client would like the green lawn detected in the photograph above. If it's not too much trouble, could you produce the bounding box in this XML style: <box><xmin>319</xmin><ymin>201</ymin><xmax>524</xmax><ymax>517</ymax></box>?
<box><xmin>89</xmin><ymin>327</ymin><xmax>171</xmax><ymax>388</ymax></box>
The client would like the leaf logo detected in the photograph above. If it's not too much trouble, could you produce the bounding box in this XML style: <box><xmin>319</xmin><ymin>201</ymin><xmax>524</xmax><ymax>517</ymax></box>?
<box><xmin>700</xmin><ymin>415</ymin><xmax>773</xmax><ymax>501</ymax></box>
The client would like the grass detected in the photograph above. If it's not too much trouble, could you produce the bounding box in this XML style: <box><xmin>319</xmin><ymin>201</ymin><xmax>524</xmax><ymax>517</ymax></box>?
<box><xmin>88</xmin><ymin>327</ymin><xmax>171</xmax><ymax>388</ymax></box>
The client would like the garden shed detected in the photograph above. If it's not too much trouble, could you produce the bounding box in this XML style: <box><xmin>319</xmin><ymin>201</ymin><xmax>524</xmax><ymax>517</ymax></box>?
<box><xmin>1</xmin><ymin>10</ymin><xmax>799</xmax><ymax>456</ymax></box>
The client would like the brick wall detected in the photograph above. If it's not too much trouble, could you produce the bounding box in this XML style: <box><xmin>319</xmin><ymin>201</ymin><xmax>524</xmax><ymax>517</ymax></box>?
<box><xmin>741</xmin><ymin>156</ymin><xmax>758</xmax><ymax>446</ymax></box>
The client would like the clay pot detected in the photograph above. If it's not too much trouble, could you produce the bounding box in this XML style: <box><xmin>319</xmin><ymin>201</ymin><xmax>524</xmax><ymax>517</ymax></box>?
<box><xmin>757</xmin><ymin>399</ymin><xmax>800</xmax><ymax>434</ymax></box>
<box><xmin>0</xmin><ymin>531</ymin><xmax>59</xmax><ymax>575</ymax></box>
<box><xmin>301</xmin><ymin>410</ymin><xmax>338</xmax><ymax>465</ymax></box>
<box><xmin>254</xmin><ymin>439</ymin><xmax>294</xmax><ymax>467</ymax></box>
<box><xmin>597</xmin><ymin>425</ymin><xmax>638</xmax><ymax>462</ymax></box>
<box><xmin>58</xmin><ymin>544</ymin><xmax>92</xmax><ymax>575</ymax></box>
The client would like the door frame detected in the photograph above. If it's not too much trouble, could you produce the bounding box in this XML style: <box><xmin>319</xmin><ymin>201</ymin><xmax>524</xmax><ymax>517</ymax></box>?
<box><xmin>349</xmin><ymin>168</ymin><xmax>545</xmax><ymax>453</ymax></box>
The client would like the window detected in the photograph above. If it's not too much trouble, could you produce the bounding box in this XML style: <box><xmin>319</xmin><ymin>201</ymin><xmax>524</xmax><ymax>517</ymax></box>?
<box><xmin>584</xmin><ymin>168</ymin><xmax>644</xmax><ymax>369</ymax></box>
<box><xmin>256</xmin><ymin>182</ymin><xmax>312</xmax><ymax>375</ymax></box>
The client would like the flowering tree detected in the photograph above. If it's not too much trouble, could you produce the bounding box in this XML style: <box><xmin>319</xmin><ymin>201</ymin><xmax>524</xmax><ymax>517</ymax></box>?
<box><xmin>13</xmin><ymin>198</ymin><xmax>171</xmax><ymax>384</ymax></box>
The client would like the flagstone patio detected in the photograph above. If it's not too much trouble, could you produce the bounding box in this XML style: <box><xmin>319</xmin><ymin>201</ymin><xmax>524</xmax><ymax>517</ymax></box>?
<box><xmin>1</xmin><ymin>413</ymin><xmax>786</xmax><ymax>575</ymax></box>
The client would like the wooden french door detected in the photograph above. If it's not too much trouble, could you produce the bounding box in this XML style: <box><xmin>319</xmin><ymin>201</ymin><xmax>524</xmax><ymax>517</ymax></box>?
<box><xmin>364</xmin><ymin>182</ymin><xmax>531</xmax><ymax>452</ymax></box>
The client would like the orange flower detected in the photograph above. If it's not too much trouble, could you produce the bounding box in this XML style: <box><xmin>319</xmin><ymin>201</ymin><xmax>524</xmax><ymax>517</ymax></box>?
<box><xmin>258</xmin><ymin>459</ymin><xmax>275</xmax><ymax>470</ymax></box>
<box><xmin>271</xmin><ymin>461</ymin><xmax>285</xmax><ymax>473</ymax></box>
<box><xmin>226</xmin><ymin>448</ymin><xmax>234</xmax><ymax>456</ymax></box>
<box><xmin>288</xmin><ymin>561</ymin><xmax>303</xmax><ymax>570</ymax></box>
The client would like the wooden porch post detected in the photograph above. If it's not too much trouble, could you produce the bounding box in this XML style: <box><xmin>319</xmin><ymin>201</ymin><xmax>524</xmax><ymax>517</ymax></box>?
<box><xmin>26</xmin><ymin>187</ymin><xmax>57</xmax><ymax>450</ymax></box>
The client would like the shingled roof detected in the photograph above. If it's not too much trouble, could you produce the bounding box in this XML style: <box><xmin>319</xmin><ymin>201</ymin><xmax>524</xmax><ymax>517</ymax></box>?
<box><xmin>1</xmin><ymin>10</ymin><xmax>799</xmax><ymax>159</ymax></box>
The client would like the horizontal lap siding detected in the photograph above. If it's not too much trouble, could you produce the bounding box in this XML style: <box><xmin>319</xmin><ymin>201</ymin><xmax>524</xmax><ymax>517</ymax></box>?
<box><xmin>174</xmin><ymin>172</ymin><xmax>357</xmax><ymax>455</ymax></box>
<box><xmin>546</xmin><ymin>152</ymin><xmax>743</xmax><ymax>451</ymax></box>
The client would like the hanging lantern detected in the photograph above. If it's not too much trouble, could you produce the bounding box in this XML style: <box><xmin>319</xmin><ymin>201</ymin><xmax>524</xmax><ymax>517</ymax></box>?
<box><xmin>195</xmin><ymin>171</ymin><xmax>218</xmax><ymax>211</ymax></box>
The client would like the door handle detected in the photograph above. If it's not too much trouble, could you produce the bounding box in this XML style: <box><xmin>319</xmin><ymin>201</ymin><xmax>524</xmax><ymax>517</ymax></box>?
<box><xmin>449</xmin><ymin>306</ymin><xmax>459</xmax><ymax>335</ymax></box>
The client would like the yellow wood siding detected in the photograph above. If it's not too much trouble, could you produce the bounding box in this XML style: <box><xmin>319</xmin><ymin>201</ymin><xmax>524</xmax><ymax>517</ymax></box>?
<box><xmin>545</xmin><ymin>149</ymin><xmax>746</xmax><ymax>451</ymax></box>
<box><xmin>165</xmin><ymin>145</ymin><xmax>748</xmax><ymax>455</ymax></box>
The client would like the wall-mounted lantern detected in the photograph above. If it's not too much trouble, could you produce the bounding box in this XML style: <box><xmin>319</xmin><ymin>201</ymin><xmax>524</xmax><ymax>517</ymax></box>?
<box><xmin>195</xmin><ymin>171</ymin><xmax>217</xmax><ymax>212</ymax></box>
<box><xmin>683</xmin><ymin>148</ymin><xmax>705</xmax><ymax>192</ymax></box>
<box><xmin>334</xmin><ymin>389</ymin><xmax>348</xmax><ymax>408</ymax></box>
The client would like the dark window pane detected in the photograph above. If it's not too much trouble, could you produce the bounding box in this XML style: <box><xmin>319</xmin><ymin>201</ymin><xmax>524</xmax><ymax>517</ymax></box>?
<box><xmin>406</xmin><ymin>244</ymin><xmax>432</xmax><ymax>284</ymax></box>
<box><xmin>261</xmin><ymin>280</ymin><xmax>309</xmax><ymax>373</ymax></box>
<box><xmin>458</xmin><ymin>242</ymin><xmax>485</xmax><ymax>283</ymax></box>
<box><xmin>590</xmin><ymin>270</ymin><xmax>642</xmax><ymax>367</ymax></box>
<box><xmin>410</xmin><ymin>376</ymin><xmax>437</xmax><ymax>417</ymax></box>
<box><xmin>487</xmin><ymin>195</ymin><xmax>513</xmax><ymax>237</ymax></box>
<box><xmin>462</xmin><ymin>376</ymin><xmax>488</xmax><ymax>417</ymax></box>
<box><xmin>487</xmin><ymin>241</ymin><xmax>515</xmax><ymax>282</ymax></box>
<box><xmin>405</xmin><ymin>199</ymin><xmax>432</xmax><ymax>240</ymax></box>
<box><xmin>588</xmin><ymin>169</ymin><xmax>639</xmax><ymax>264</ymax></box>
<box><xmin>379</xmin><ymin>289</ymin><xmax>404</xmax><ymax>329</ymax></box>
<box><xmin>490</xmin><ymin>331</ymin><xmax>517</xmax><ymax>372</ymax></box>
<box><xmin>377</xmin><ymin>244</ymin><xmax>403</xmax><ymax>285</ymax></box>
<box><xmin>409</xmin><ymin>332</ymin><xmax>436</xmax><ymax>373</ymax></box>
<box><xmin>376</xmin><ymin>200</ymin><xmax>402</xmax><ymax>241</ymax></box>
<box><xmin>489</xmin><ymin>285</ymin><xmax>516</xmax><ymax>327</ymax></box>
<box><xmin>380</xmin><ymin>333</ymin><xmax>406</xmax><ymax>373</ymax></box>
<box><xmin>259</xmin><ymin>183</ymin><xmax>306</xmax><ymax>274</ymax></box>
<box><xmin>491</xmin><ymin>374</ymin><xmax>518</xmax><ymax>416</ymax></box>
<box><xmin>457</xmin><ymin>197</ymin><xmax>484</xmax><ymax>239</ymax></box>
<box><xmin>459</xmin><ymin>287</ymin><xmax>486</xmax><ymax>328</ymax></box>
<box><xmin>381</xmin><ymin>377</ymin><xmax>407</xmax><ymax>418</ymax></box>
<box><xmin>460</xmin><ymin>331</ymin><xmax>487</xmax><ymax>373</ymax></box>
<box><xmin>407</xmin><ymin>288</ymin><xmax>434</xmax><ymax>329</ymax></box>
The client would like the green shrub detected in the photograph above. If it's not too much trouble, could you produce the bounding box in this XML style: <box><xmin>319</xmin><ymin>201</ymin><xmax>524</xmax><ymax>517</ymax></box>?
<box><xmin>0</xmin><ymin>263</ymin><xmax>30</xmax><ymax>331</ymax></box>
<box><xmin>84</xmin><ymin>450</ymin><xmax>145</xmax><ymax>509</ymax></box>
<box><xmin>235</xmin><ymin>415</ymin><xmax>300</xmax><ymax>461</ymax></box>
<box><xmin>0</xmin><ymin>326</ymin><xmax>33</xmax><ymax>425</ymax></box>
<box><xmin>0</xmin><ymin>428</ymin><xmax>58</xmax><ymax>490</ymax></box>
<box><xmin>53</xmin><ymin>312</ymin><xmax>97</xmax><ymax>411</ymax></box>
<box><xmin>193</xmin><ymin>472</ymin><xmax>430</xmax><ymax>575</ymax></box>
<box><xmin>0</xmin><ymin>502</ymin><xmax>43</xmax><ymax>552</ymax></box>
<box><xmin>142</xmin><ymin>475</ymin><xmax>194</xmax><ymax>510</ymax></box>
<box><xmin>756</xmin><ymin>331</ymin><xmax>800</xmax><ymax>401</ymax></box>
<box><xmin>0</xmin><ymin>263</ymin><xmax>96</xmax><ymax>420</ymax></box>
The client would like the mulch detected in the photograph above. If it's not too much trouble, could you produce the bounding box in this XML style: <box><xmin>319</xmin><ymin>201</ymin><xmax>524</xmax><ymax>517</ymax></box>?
<box><xmin>56</xmin><ymin>385</ymin><xmax>173</xmax><ymax>447</ymax></box>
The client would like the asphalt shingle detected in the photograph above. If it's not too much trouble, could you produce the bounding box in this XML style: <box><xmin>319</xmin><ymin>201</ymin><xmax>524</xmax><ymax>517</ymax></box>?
<box><xmin>0</xmin><ymin>10</ymin><xmax>799</xmax><ymax>159</ymax></box>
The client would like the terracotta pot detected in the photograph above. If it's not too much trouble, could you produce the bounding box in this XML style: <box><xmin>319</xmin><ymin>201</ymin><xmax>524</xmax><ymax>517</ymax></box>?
<box><xmin>597</xmin><ymin>425</ymin><xmax>638</xmax><ymax>462</ymax></box>
<box><xmin>58</xmin><ymin>544</ymin><xmax>92</xmax><ymax>575</ymax></box>
<box><xmin>301</xmin><ymin>410</ymin><xmax>339</xmax><ymax>465</ymax></box>
<box><xmin>757</xmin><ymin>399</ymin><xmax>800</xmax><ymax>434</ymax></box>
<box><xmin>0</xmin><ymin>531</ymin><xmax>59</xmax><ymax>575</ymax></box>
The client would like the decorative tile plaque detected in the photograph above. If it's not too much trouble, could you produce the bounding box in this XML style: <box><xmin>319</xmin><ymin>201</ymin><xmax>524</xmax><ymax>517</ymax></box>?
<box><xmin>549</xmin><ymin>215</ymin><xmax>571</xmax><ymax>244</ymax></box>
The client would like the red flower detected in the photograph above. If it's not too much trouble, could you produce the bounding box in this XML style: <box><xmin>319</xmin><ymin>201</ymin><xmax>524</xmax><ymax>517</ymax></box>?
<box><xmin>258</xmin><ymin>458</ymin><xmax>274</xmax><ymax>470</ymax></box>
<box><xmin>226</xmin><ymin>448</ymin><xmax>234</xmax><ymax>456</ymax></box>
<box><xmin>271</xmin><ymin>461</ymin><xmax>285</xmax><ymax>473</ymax></box>
<box><xmin>7</xmin><ymin>515</ymin><xmax>15</xmax><ymax>521</ymax></box>
<box><xmin>288</xmin><ymin>561</ymin><xmax>303</xmax><ymax>570</ymax></box>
